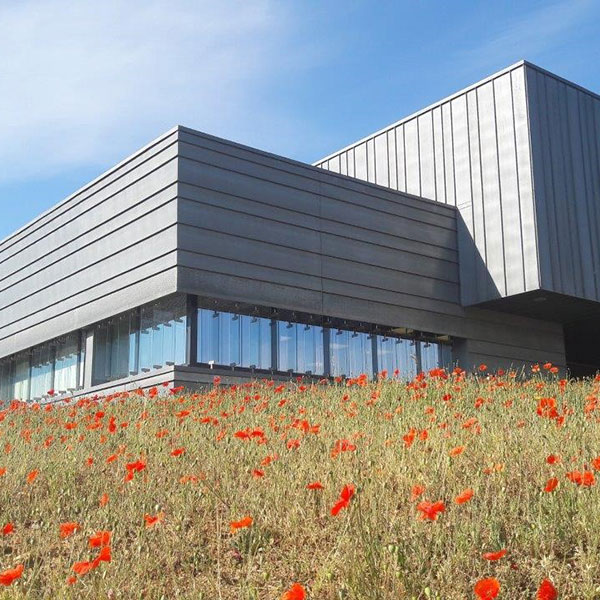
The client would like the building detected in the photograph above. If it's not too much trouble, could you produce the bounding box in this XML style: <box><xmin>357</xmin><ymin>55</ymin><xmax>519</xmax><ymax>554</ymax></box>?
<box><xmin>1</xmin><ymin>60</ymin><xmax>599</xmax><ymax>402</ymax></box>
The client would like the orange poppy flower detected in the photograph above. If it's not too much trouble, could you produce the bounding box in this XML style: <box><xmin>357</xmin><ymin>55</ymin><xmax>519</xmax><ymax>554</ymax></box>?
<box><xmin>544</xmin><ymin>478</ymin><xmax>559</xmax><ymax>493</ymax></box>
<box><xmin>0</xmin><ymin>564</ymin><xmax>24</xmax><ymax>586</ymax></box>
<box><xmin>26</xmin><ymin>469</ymin><xmax>39</xmax><ymax>483</ymax></box>
<box><xmin>171</xmin><ymin>448</ymin><xmax>185</xmax><ymax>457</ymax></box>
<box><xmin>566</xmin><ymin>470</ymin><xmax>595</xmax><ymax>486</ymax></box>
<box><xmin>230</xmin><ymin>516</ymin><xmax>253</xmax><ymax>534</ymax></box>
<box><xmin>455</xmin><ymin>488</ymin><xmax>474</xmax><ymax>505</ymax></box>
<box><xmin>474</xmin><ymin>577</ymin><xmax>500</xmax><ymax>599</ymax></box>
<box><xmin>2</xmin><ymin>523</ymin><xmax>14</xmax><ymax>536</ymax></box>
<box><xmin>449</xmin><ymin>446</ymin><xmax>465</xmax><ymax>457</ymax></box>
<box><xmin>537</xmin><ymin>579</ymin><xmax>557</xmax><ymax>600</ymax></box>
<box><xmin>0</xmin><ymin>468</ymin><xmax>5</xmax><ymax>477</ymax></box>
<box><xmin>546</xmin><ymin>454</ymin><xmax>560</xmax><ymax>465</ymax></box>
<box><xmin>410</xmin><ymin>484</ymin><xmax>425</xmax><ymax>501</ymax></box>
<box><xmin>60</xmin><ymin>522</ymin><xmax>81</xmax><ymax>539</ymax></box>
<box><xmin>482</xmin><ymin>549</ymin><xmax>507</xmax><ymax>561</ymax></box>
<box><xmin>99</xmin><ymin>493</ymin><xmax>109</xmax><ymax>507</ymax></box>
<box><xmin>281</xmin><ymin>583</ymin><xmax>306</xmax><ymax>600</ymax></box>
<box><xmin>307</xmin><ymin>481</ymin><xmax>324</xmax><ymax>490</ymax></box>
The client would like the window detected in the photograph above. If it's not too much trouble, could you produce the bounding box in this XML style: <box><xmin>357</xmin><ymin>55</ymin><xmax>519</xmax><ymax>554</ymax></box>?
<box><xmin>54</xmin><ymin>333</ymin><xmax>83</xmax><ymax>393</ymax></box>
<box><xmin>420</xmin><ymin>341</ymin><xmax>440</xmax><ymax>372</ymax></box>
<box><xmin>277</xmin><ymin>321</ymin><xmax>324</xmax><ymax>374</ymax></box>
<box><xmin>330</xmin><ymin>329</ymin><xmax>373</xmax><ymax>378</ymax></box>
<box><xmin>377</xmin><ymin>335</ymin><xmax>417</xmax><ymax>378</ymax></box>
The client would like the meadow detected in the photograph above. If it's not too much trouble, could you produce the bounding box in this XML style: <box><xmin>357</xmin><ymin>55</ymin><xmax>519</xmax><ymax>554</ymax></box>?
<box><xmin>1</xmin><ymin>364</ymin><xmax>599</xmax><ymax>599</ymax></box>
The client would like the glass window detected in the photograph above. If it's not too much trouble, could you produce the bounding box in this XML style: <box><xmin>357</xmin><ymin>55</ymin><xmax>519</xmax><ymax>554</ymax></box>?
<box><xmin>0</xmin><ymin>359</ymin><xmax>13</xmax><ymax>401</ymax></box>
<box><xmin>420</xmin><ymin>341</ymin><xmax>441</xmax><ymax>372</ymax></box>
<box><xmin>30</xmin><ymin>344</ymin><xmax>54</xmax><ymax>399</ymax></box>
<box><xmin>139</xmin><ymin>295</ymin><xmax>187</xmax><ymax>372</ymax></box>
<box><xmin>330</xmin><ymin>329</ymin><xmax>373</xmax><ymax>378</ymax></box>
<box><xmin>278</xmin><ymin>321</ymin><xmax>324</xmax><ymax>374</ymax></box>
<box><xmin>240</xmin><ymin>315</ymin><xmax>271</xmax><ymax>369</ymax></box>
<box><xmin>377</xmin><ymin>335</ymin><xmax>418</xmax><ymax>378</ymax></box>
<box><xmin>54</xmin><ymin>333</ymin><xmax>81</xmax><ymax>393</ymax></box>
<box><xmin>13</xmin><ymin>354</ymin><xmax>30</xmax><ymax>401</ymax></box>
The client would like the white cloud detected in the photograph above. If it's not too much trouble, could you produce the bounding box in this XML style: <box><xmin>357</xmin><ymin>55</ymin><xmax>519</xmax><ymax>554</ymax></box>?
<box><xmin>0</xmin><ymin>0</ymin><xmax>327</xmax><ymax>183</ymax></box>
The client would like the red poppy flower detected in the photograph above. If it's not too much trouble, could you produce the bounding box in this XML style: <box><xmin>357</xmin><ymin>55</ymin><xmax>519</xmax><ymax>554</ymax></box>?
<box><xmin>89</xmin><ymin>531</ymin><xmax>111</xmax><ymax>548</ymax></box>
<box><xmin>455</xmin><ymin>488</ymin><xmax>474</xmax><ymax>504</ymax></box>
<box><xmin>281</xmin><ymin>583</ymin><xmax>306</xmax><ymax>600</ymax></box>
<box><xmin>230</xmin><ymin>516</ymin><xmax>253</xmax><ymax>534</ymax></box>
<box><xmin>544</xmin><ymin>478</ymin><xmax>559</xmax><ymax>493</ymax></box>
<box><xmin>331</xmin><ymin>484</ymin><xmax>355</xmax><ymax>516</ymax></box>
<box><xmin>99</xmin><ymin>493</ymin><xmax>109</xmax><ymax>507</ymax></box>
<box><xmin>449</xmin><ymin>446</ymin><xmax>465</xmax><ymax>457</ymax></box>
<box><xmin>0</xmin><ymin>564</ymin><xmax>24</xmax><ymax>586</ymax></box>
<box><xmin>482</xmin><ymin>549</ymin><xmax>507</xmax><ymax>561</ymax></box>
<box><xmin>416</xmin><ymin>500</ymin><xmax>446</xmax><ymax>521</ymax></box>
<box><xmin>170</xmin><ymin>448</ymin><xmax>185</xmax><ymax>457</ymax></box>
<box><xmin>26</xmin><ymin>469</ymin><xmax>39</xmax><ymax>483</ymax></box>
<box><xmin>537</xmin><ymin>579</ymin><xmax>557</xmax><ymax>600</ymax></box>
<box><xmin>410</xmin><ymin>484</ymin><xmax>425</xmax><ymax>501</ymax></box>
<box><xmin>144</xmin><ymin>513</ymin><xmax>164</xmax><ymax>528</ymax></box>
<box><xmin>307</xmin><ymin>481</ymin><xmax>324</xmax><ymax>490</ymax></box>
<box><xmin>474</xmin><ymin>577</ymin><xmax>500</xmax><ymax>599</ymax></box>
<box><xmin>2</xmin><ymin>523</ymin><xmax>14</xmax><ymax>536</ymax></box>
<box><xmin>546</xmin><ymin>454</ymin><xmax>560</xmax><ymax>465</ymax></box>
<box><xmin>60</xmin><ymin>522</ymin><xmax>81</xmax><ymax>539</ymax></box>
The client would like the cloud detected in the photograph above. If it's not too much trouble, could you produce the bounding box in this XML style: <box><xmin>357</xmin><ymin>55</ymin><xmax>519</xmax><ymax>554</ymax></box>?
<box><xmin>0</xmin><ymin>0</ymin><xmax>327</xmax><ymax>183</ymax></box>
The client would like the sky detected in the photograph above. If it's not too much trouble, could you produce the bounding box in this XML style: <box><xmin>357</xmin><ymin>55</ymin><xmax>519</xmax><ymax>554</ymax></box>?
<box><xmin>1</xmin><ymin>0</ymin><xmax>599</xmax><ymax>239</ymax></box>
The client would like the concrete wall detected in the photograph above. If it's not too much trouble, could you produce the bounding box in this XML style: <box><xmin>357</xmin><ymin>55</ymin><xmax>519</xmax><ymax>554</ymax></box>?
<box><xmin>315</xmin><ymin>62</ymin><xmax>540</xmax><ymax>307</ymax></box>
<box><xmin>0</xmin><ymin>127</ymin><xmax>180</xmax><ymax>359</ymax></box>
<box><xmin>176</xmin><ymin>127</ymin><xmax>565</xmax><ymax>370</ymax></box>
<box><xmin>526</xmin><ymin>64</ymin><xmax>600</xmax><ymax>302</ymax></box>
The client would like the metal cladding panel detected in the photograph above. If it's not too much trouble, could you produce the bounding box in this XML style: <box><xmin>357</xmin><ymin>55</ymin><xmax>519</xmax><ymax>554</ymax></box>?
<box><xmin>175</xmin><ymin>127</ymin><xmax>565</xmax><ymax>370</ymax></box>
<box><xmin>315</xmin><ymin>62</ymin><xmax>542</xmax><ymax>306</ymax></box>
<box><xmin>0</xmin><ymin>129</ymin><xmax>180</xmax><ymax>358</ymax></box>
<box><xmin>527</xmin><ymin>65</ymin><xmax>600</xmax><ymax>302</ymax></box>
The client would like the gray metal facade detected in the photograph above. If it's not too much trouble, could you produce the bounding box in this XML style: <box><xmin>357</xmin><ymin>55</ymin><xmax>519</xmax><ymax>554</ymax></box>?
<box><xmin>3</xmin><ymin>60</ymin><xmax>600</xmax><ymax>399</ymax></box>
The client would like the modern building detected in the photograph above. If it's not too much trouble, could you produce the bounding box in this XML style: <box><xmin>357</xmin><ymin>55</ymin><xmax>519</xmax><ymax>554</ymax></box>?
<box><xmin>1</xmin><ymin>60</ymin><xmax>599</xmax><ymax>402</ymax></box>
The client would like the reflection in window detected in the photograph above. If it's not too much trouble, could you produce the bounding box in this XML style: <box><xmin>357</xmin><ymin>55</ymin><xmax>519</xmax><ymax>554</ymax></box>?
<box><xmin>0</xmin><ymin>360</ymin><xmax>12</xmax><ymax>401</ymax></box>
<box><xmin>198</xmin><ymin>309</ymin><xmax>272</xmax><ymax>369</ymax></box>
<box><xmin>93</xmin><ymin>312</ymin><xmax>137</xmax><ymax>384</ymax></box>
<box><xmin>420</xmin><ymin>341</ymin><xmax>440</xmax><ymax>372</ymax></box>
<box><xmin>330</xmin><ymin>330</ymin><xmax>373</xmax><ymax>378</ymax></box>
<box><xmin>54</xmin><ymin>333</ymin><xmax>83</xmax><ymax>393</ymax></box>
<box><xmin>30</xmin><ymin>344</ymin><xmax>54</xmax><ymax>399</ymax></box>
<box><xmin>13</xmin><ymin>354</ymin><xmax>30</xmax><ymax>401</ymax></box>
<box><xmin>139</xmin><ymin>296</ymin><xmax>187</xmax><ymax>372</ymax></box>
<box><xmin>278</xmin><ymin>322</ymin><xmax>324</xmax><ymax>374</ymax></box>
<box><xmin>377</xmin><ymin>335</ymin><xmax>417</xmax><ymax>378</ymax></box>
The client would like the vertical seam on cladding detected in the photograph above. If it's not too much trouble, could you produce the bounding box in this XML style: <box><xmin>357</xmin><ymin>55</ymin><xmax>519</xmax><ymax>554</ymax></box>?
<box><xmin>510</xmin><ymin>70</ymin><xmax>527</xmax><ymax>293</ymax></box>
<box><xmin>431</xmin><ymin>110</ymin><xmax>438</xmax><ymax>202</ymax></box>
<box><xmin>475</xmin><ymin>90</ymin><xmax>488</xmax><ymax>268</ymax></box>
<box><xmin>492</xmin><ymin>79</ymin><xmax>509</xmax><ymax>296</ymax></box>
<box><xmin>522</xmin><ymin>65</ymin><xmax>543</xmax><ymax>290</ymax></box>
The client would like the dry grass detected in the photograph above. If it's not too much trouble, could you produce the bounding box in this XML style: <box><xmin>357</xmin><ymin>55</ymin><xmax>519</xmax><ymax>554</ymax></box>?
<box><xmin>1</xmin><ymin>368</ymin><xmax>600</xmax><ymax>599</ymax></box>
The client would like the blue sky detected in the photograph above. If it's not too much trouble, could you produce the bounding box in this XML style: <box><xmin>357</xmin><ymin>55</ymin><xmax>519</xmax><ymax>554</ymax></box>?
<box><xmin>1</xmin><ymin>0</ymin><xmax>599</xmax><ymax>239</ymax></box>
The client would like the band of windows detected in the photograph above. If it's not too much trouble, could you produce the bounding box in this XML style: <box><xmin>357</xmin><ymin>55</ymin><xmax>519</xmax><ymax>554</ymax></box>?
<box><xmin>0</xmin><ymin>294</ymin><xmax>452</xmax><ymax>400</ymax></box>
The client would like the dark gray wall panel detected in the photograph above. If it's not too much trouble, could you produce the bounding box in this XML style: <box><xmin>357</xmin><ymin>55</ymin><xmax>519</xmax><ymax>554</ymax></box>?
<box><xmin>176</xmin><ymin>128</ymin><xmax>565</xmax><ymax>370</ymax></box>
<box><xmin>0</xmin><ymin>129</ymin><xmax>180</xmax><ymax>358</ymax></box>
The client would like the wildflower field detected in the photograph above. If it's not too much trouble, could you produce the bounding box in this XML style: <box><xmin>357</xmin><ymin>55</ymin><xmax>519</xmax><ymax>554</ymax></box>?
<box><xmin>1</xmin><ymin>366</ymin><xmax>600</xmax><ymax>599</ymax></box>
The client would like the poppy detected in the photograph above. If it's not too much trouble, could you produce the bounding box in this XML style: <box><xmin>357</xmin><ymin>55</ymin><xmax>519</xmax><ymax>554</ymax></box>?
<box><xmin>230</xmin><ymin>516</ymin><xmax>253</xmax><ymax>534</ymax></box>
<box><xmin>252</xmin><ymin>469</ymin><xmax>265</xmax><ymax>478</ymax></box>
<box><xmin>455</xmin><ymin>488</ymin><xmax>474</xmax><ymax>505</ymax></box>
<box><xmin>60</xmin><ymin>522</ymin><xmax>81</xmax><ymax>539</ymax></box>
<box><xmin>171</xmin><ymin>448</ymin><xmax>185</xmax><ymax>457</ymax></box>
<box><xmin>99</xmin><ymin>493</ymin><xmax>109</xmax><ymax>507</ymax></box>
<box><xmin>474</xmin><ymin>577</ymin><xmax>500</xmax><ymax>599</ymax></box>
<box><xmin>331</xmin><ymin>484</ymin><xmax>355</xmax><ymax>516</ymax></box>
<box><xmin>449</xmin><ymin>446</ymin><xmax>465</xmax><ymax>457</ymax></box>
<box><xmin>89</xmin><ymin>531</ymin><xmax>111</xmax><ymax>548</ymax></box>
<box><xmin>544</xmin><ymin>478</ymin><xmax>559</xmax><ymax>493</ymax></box>
<box><xmin>2</xmin><ymin>523</ymin><xmax>14</xmax><ymax>536</ymax></box>
<box><xmin>410</xmin><ymin>485</ymin><xmax>425</xmax><ymax>501</ymax></box>
<box><xmin>537</xmin><ymin>579</ymin><xmax>557</xmax><ymax>600</ymax></box>
<box><xmin>416</xmin><ymin>500</ymin><xmax>445</xmax><ymax>521</ymax></box>
<box><xmin>0</xmin><ymin>564</ymin><xmax>24</xmax><ymax>586</ymax></box>
<box><xmin>546</xmin><ymin>454</ymin><xmax>560</xmax><ymax>465</ymax></box>
<box><xmin>482</xmin><ymin>549</ymin><xmax>507</xmax><ymax>561</ymax></box>
<box><xmin>26</xmin><ymin>469</ymin><xmax>39</xmax><ymax>483</ymax></box>
<box><xmin>281</xmin><ymin>583</ymin><xmax>306</xmax><ymax>600</ymax></box>
<box><xmin>307</xmin><ymin>481</ymin><xmax>324</xmax><ymax>490</ymax></box>
<box><xmin>144</xmin><ymin>513</ymin><xmax>164</xmax><ymax>528</ymax></box>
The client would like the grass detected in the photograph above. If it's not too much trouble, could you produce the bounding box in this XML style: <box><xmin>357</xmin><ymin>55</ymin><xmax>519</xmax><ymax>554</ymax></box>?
<box><xmin>1</xmin><ymin>366</ymin><xmax>600</xmax><ymax>599</ymax></box>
